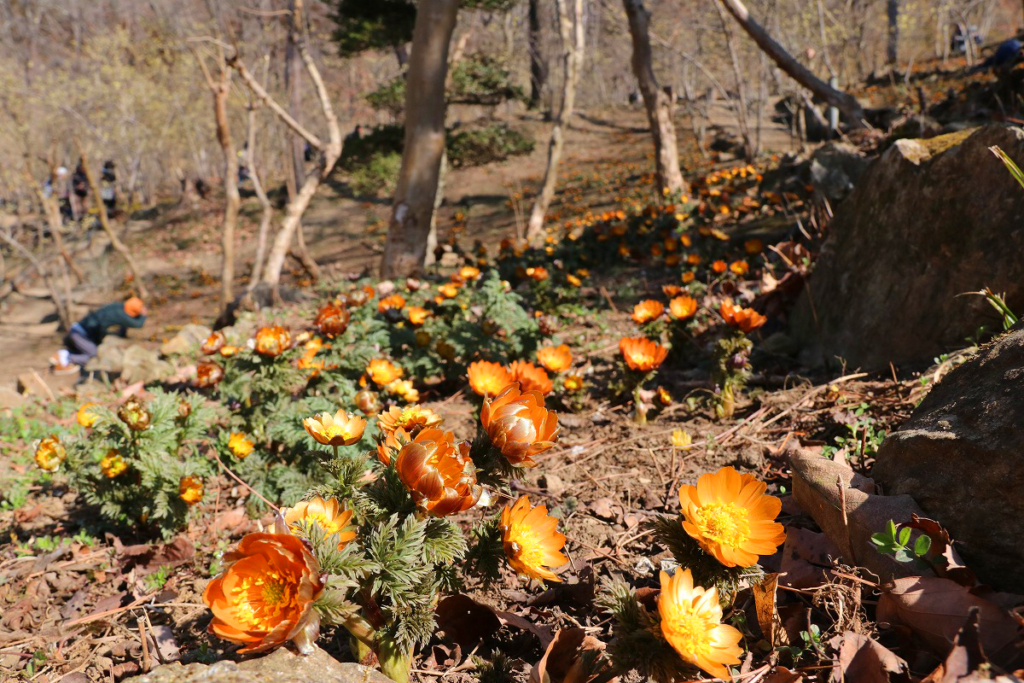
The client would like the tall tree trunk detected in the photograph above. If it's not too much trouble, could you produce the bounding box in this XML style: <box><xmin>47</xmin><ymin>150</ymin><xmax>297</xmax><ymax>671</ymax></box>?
<box><xmin>213</xmin><ymin>85</ymin><xmax>241</xmax><ymax>307</ymax></box>
<box><xmin>525</xmin><ymin>0</ymin><xmax>583</xmax><ymax>241</ymax></box>
<box><xmin>23</xmin><ymin>162</ymin><xmax>84</xmax><ymax>283</ymax></box>
<box><xmin>380</xmin><ymin>0</ymin><xmax>459</xmax><ymax>279</ymax></box>
<box><xmin>284</xmin><ymin>0</ymin><xmax>321</xmax><ymax>282</ymax></box>
<box><xmin>886</xmin><ymin>0</ymin><xmax>900</xmax><ymax>64</ymax></box>
<box><xmin>244</xmin><ymin>105</ymin><xmax>273</xmax><ymax>297</ymax></box>
<box><xmin>72</xmin><ymin>139</ymin><xmax>149</xmax><ymax>299</ymax></box>
<box><xmin>528</xmin><ymin>0</ymin><xmax>547</xmax><ymax>110</ymax></box>
<box><xmin>716</xmin><ymin>0</ymin><xmax>866</xmax><ymax>126</ymax></box>
<box><xmin>622</xmin><ymin>0</ymin><xmax>687</xmax><ymax>196</ymax></box>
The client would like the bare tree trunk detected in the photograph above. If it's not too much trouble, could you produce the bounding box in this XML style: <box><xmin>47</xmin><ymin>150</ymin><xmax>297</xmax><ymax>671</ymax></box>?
<box><xmin>887</xmin><ymin>0</ymin><xmax>900</xmax><ymax>64</ymax></box>
<box><xmin>23</xmin><ymin>162</ymin><xmax>84</xmax><ymax>283</ymax></box>
<box><xmin>244</xmin><ymin>105</ymin><xmax>273</xmax><ymax>297</ymax></box>
<box><xmin>622</xmin><ymin>0</ymin><xmax>686</xmax><ymax>195</ymax></box>
<box><xmin>528</xmin><ymin>0</ymin><xmax>547</xmax><ymax>110</ymax></box>
<box><xmin>714</xmin><ymin>0</ymin><xmax>755</xmax><ymax>159</ymax></box>
<box><xmin>213</xmin><ymin>81</ymin><xmax>240</xmax><ymax>307</ymax></box>
<box><xmin>72</xmin><ymin>139</ymin><xmax>149</xmax><ymax>299</ymax></box>
<box><xmin>717</xmin><ymin>0</ymin><xmax>866</xmax><ymax>126</ymax></box>
<box><xmin>380</xmin><ymin>0</ymin><xmax>459</xmax><ymax>279</ymax></box>
<box><xmin>526</xmin><ymin>0</ymin><xmax>583</xmax><ymax>242</ymax></box>
<box><xmin>0</xmin><ymin>229</ymin><xmax>71</xmax><ymax>331</ymax></box>
<box><xmin>229</xmin><ymin>31</ymin><xmax>342</xmax><ymax>300</ymax></box>
<box><xmin>284</xmin><ymin>0</ymin><xmax>321</xmax><ymax>282</ymax></box>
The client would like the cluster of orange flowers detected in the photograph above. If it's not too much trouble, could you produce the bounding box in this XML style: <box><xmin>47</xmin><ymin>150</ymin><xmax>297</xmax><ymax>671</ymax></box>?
<box><xmin>658</xmin><ymin>466</ymin><xmax>786</xmax><ymax>677</ymax></box>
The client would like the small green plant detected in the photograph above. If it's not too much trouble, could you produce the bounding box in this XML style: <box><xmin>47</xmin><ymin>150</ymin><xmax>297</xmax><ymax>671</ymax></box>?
<box><xmin>871</xmin><ymin>519</ymin><xmax>932</xmax><ymax>569</ymax></box>
<box><xmin>143</xmin><ymin>565</ymin><xmax>174</xmax><ymax>591</ymax></box>
<box><xmin>349</xmin><ymin>151</ymin><xmax>402</xmax><ymax>198</ymax></box>
<box><xmin>447</xmin><ymin>124</ymin><xmax>533</xmax><ymax>168</ymax></box>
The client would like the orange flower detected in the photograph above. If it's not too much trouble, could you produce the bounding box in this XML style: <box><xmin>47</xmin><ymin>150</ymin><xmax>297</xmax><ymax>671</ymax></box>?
<box><xmin>526</xmin><ymin>266</ymin><xmax>549</xmax><ymax>282</ymax></box>
<box><xmin>100</xmin><ymin>449</ymin><xmax>127</xmax><ymax>478</ymax></box>
<box><xmin>719</xmin><ymin>300</ymin><xmax>766</xmax><ymax>333</ymax></box>
<box><xmin>377</xmin><ymin>405</ymin><xmax>442</xmax><ymax>437</ymax></box>
<box><xmin>711</xmin><ymin>260</ymin><xmax>727</xmax><ymax>274</ymax></box>
<box><xmin>283</xmin><ymin>496</ymin><xmax>356</xmax><ymax>550</ymax></box>
<box><xmin>228</xmin><ymin>433</ymin><xmax>255</xmax><ymax>459</ymax></box>
<box><xmin>386</xmin><ymin>378</ymin><xmax>420</xmax><ymax>403</ymax></box>
<box><xmin>77</xmin><ymin>402</ymin><xmax>99</xmax><ymax>428</ymax></box>
<box><xmin>669</xmin><ymin>295</ymin><xmax>698</xmax><ymax>320</ymax></box>
<box><xmin>631</xmin><ymin>299</ymin><xmax>665</xmax><ymax>324</ymax></box>
<box><xmin>378</xmin><ymin>293</ymin><xmax>406</xmax><ymax>314</ymax></box>
<box><xmin>619</xmin><ymin>337</ymin><xmax>668</xmax><ymax>372</ymax></box>
<box><xmin>377</xmin><ymin>426</ymin><xmax>414</xmax><ymax>466</ymax></box>
<box><xmin>682</xmin><ymin>271</ymin><xmax>696</xmax><ymax>284</ymax></box>
<box><xmin>481</xmin><ymin>383</ymin><xmax>559</xmax><ymax>468</ymax></box>
<box><xmin>566</xmin><ymin>273</ymin><xmax>582</xmax><ymax>287</ymax></box>
<box><xmin>204</xmin><ymin>532</ymin><xmax>324</xmax><ymax>655</ymax></box>
<box><xmin>195</xmin><ymin>361</ymin><xmax>225</xmax><ymax>388</ymax></box>
<box><xmin>255</xmin><ymin>326</ymin><xmax>292</xmax><ymax>357</ymax></box>
<box><xmin>303</xmin><ymin>410</ymin><xmax>367</xmax><ymax>447</ymax></box>
<box><xmin>509</xmin><ymin>360</ymin><xmax>553</xmax><ymax>395</ymax></box>
<box><xmin>467</xmin><ymin>361</ymin><xmax>514</xmax><ymax>397</ymax></box>
<box><xmin>500</xmin><ymin>496</ymin><xmax>568</xmax><ymax>583</ymax></box>
<box><xmin>438</xmin><ymin>282</ymin><xmax>460</xmax><ymax>299</ymax></box>
<box><xmin>35</xmin><ymin>435</ymin><xmax>66</xmax><ymax>472</ymax></box>
<box><xmin>729</xmin><ymin>260</ymin><xmax>749</xmax><ymax>276</ymax></box>
<box><xmin>407</xmin><ymin>306</ymin><xmax>430</xmax><ymax>326</ymax></box>
<box><xmin>202</xmin><ymin>331</ymin><xmax>226</xmax><ymax>355</ymax></box>
<box><xmin>315</xmin><ymin>303</ymin><xmax>350</xmax><ymax>338</ymax></box>
<box><xmin>665</xmin><ymin>253</ymin><xmax>681</xmax><ymax>267</ymax></box>
<box><xmin>563</xmin><ymin>374</ymin><xmax>583</xmax><ymax>392</ymax></box>
<box><xmin>662</xmin><ymin>284</ymin><xmax>682</xmax><ymax>298</ymax></box>
<box><xmin>536</xmin><ymin>344</ymin><xmax>572</xmax><ymax>374</ymax></box>
<box><xmin>687</xmin><ymin>254</ymin><xmax>701</xmax><ymax>265</ymax></box>
<box><xmin>458</xmin><ymin>266</ymin><xmax>481</xmax><ymax>281</ymax></box>
<box><xmin>658</xmin><ymin>568</ymin><xmax>743</xmax><ymax>678</ymax></box>
<box><xmin>220</xmin><ymin>345</ymin><xmax>240</xmax><ymax>357</ymax></box>
<box><xmin>366</xmin><ymin>358</ymin><xmax>403</xmax><ymax>386</ymax></box>
<box><xmin>179</xmin><ymin>476</ymin><xmax>203</xmax><ymax>505</ymax></box>
<box><xmin>395</xmin><ymin>429</ymin><xmax>481</xmax><ymax>517</ymax></box>
<box><xmin>679</xmin><ymin>466</ymin><xmax>786</xmax><ymax>567</ymax></box>
<box><xmin>744</xmin><ymin>237</ymin><xmax>764</xmax><ymax>255</ymax></box>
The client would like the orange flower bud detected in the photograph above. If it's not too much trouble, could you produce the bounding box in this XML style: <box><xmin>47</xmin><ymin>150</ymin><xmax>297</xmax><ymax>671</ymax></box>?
<box><xmin>481</xmin><ymin>383</ymin><xmax>559</xmax><ymax>468</ymax></box>
<box><xmin>395</xmin><ymin>429</ymin><xmax>481</xmax><ymax>517</ymax></box>
<box><xmin>255</xmin><ymin>326</ymin><xmax>292</xmax><ymax>357</ymax></box>
<box><xmin>201</xmin><ymin>331</ymin><xmax>226</xmax><ymax>355</ymax></box>
<box><xmin>315</xmin><ymin>303</ymin><xmax>350</xmax><ymax>338</ymax></box>
<box><xmin>195</xmin><ymin>361</ymin><xmax>225</xmax><ymax>388</ymax></box>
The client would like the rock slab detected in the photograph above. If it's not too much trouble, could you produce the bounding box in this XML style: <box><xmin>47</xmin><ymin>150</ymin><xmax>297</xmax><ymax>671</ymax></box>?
<box><xmin>791</xmin><ymin>125</ymin><xmax>1024</xmax><ymax>370</ymax></box>
<box><xmin>872</xmin><ymin>323</ymin><xmax>1024</xmax><ymax>591</ymax></box>
<box><xmin>125</xmin><ymin>646</ymin><xmax>394</xmax><ymax>683</ymax></box>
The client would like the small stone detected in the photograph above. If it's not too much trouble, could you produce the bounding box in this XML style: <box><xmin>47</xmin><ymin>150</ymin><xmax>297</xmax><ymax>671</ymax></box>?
<box><xmin>540</xmin><ymin>473</ymin><xmax>565</xmax><ymax>496</ymax></box>
<box><xmin>124</xmin><ymin>646</ymin><xmax>393</xmax><ymax>683</ymax></box>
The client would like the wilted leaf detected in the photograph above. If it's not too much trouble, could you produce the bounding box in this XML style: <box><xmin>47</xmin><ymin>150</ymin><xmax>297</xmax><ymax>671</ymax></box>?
<box><xmin>435</xmin><ymin>594</ymin><xmax>502</xmax><ymax>649</ymax></box>
<box><xmin>529</xmin><ymin>628</ymin><xmax>613</xmax><ymax>683</ymax></box>
<box><xmin>752</xmin><ymin>573</ymin><xmax>788</xmax><ymax>647</ymax></box>
<box><xmin>830</xmin><ymin>631</ymin><xmax>909</xmax><ymax>683</ymax></box>
<box><xmin>779</xmin><ymin>527</ymin><xmax>841</xmax><ymax>589</ymax></box>
<box><xmin>877</xmin><ymin>577</ymin><xmax>1021</xmax><ymax>665</ymax></box>
<box><xmin>763</xmin><ymin>666</ymin><xmax>805</xmax><ymax>682</ymax></box>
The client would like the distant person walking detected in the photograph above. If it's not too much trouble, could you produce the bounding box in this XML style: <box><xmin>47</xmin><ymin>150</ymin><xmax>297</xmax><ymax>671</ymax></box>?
<box><xmin>50</xmin><ymin>297</ymin><xmax>148</xmax><ymax>374</ymax></box>
<box><xmin>71</xmin><ymin>160</ymin><xmax>89</xmax><ymax>221</ymax></box>
<box><xmin>100</xmin><ymin>160</ymin><xmax>117</xmax><ymax>213</ymax></box>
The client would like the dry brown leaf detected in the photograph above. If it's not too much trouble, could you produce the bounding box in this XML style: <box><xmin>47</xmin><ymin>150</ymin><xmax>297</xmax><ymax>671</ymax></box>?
<box><xmin>779</xmin><ymin>527</ymin><xmax>841</xmax><ymax>589</ymax></box>
<box><xmin>877</xmin><ymin>577</ymin><xmax>1021</xmax><ymax>665</ymax></box>
<box><xmin>763</xmin><ymin>667</ymin><xmax>806</xmax><ymax>682</ymax></box>
<box><xmin>753</xmin><ymin>572</ymin><xmax>789</xmax><ymax>647</ymax></box>
<box><xmin>529</xmin><ymin>628</ymin><xmax>613</xmax><ymax>683</ymax></box>
<box><xmin>830</xmin><ymin>631</ymin><xmax>909</xmax><ymax>683</ymax></box>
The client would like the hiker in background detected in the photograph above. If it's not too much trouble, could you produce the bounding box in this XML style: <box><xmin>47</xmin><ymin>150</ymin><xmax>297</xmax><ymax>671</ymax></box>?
<box><xmin>50</xmin><ymin>297</ymin><xmax>148</xmax><ymax>374</ymax></box>
<box><xmin>951</xmin><ymin>25</ymin><xmax>983</xmax><ymax>55</ymax></box>
<box><xmin>43</xmin><ymin>167</ymin><xmax>73</xmax><ymax>222</ymax></box>
<box><xmin>71</xmin><ymin>160</ymin><xmax>89</xmax><ymax>221</ymax></box>
<box><xmin>100</xmin><ymin>160</ymin><xmax>117</xmax><ymax>214</ymax></box>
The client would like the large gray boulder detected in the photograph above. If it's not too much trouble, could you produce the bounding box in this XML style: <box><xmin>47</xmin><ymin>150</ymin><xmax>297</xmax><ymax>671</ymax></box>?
<box><xmin>872</xmin><ymin>323</ymin><xmax>1024</xmax><ymax>591</ymax></box>
<box><xmin>160</xmin><ymin>324</ymin><xmax>212</xmax><ymax>357</ymax></box>
<box><xmin>791</xmin><ymin>125</ymin><xmax>1024</xmax><ymax>370</ymax></box>
<box><xmin>126</xmin><ymin>646</ymin><xmax>393</xmax><ymax>683</ymax></box>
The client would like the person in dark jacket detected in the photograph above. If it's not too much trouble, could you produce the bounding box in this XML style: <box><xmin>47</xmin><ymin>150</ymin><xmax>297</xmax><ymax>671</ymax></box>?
<box><xmin>51</xmin><ymin>297</ymin><xmax>147</xmax><ymax>373</ymax></box>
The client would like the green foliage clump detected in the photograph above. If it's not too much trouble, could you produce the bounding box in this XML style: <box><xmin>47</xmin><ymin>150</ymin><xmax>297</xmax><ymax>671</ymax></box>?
<box><xmin>448</xmin><ymin>54</ymin><xmax>524</xmax><ymax>105</ymax></box>
<box><xmin>349</xmin><ymin>152</ymin><xmax>403</xmax><ymax>198</ymax></box>
<box><xmin>447</xmin><ymin>124</ymin><xmax>533</xmax><ymax>168</ymax></box>
<box><xmin>365</xmin><ymin>77</ymin><xmax>407</xmax><ymax>118</ymax></box>
<box><xmin>331</xmin><ymin>0</ymin><xmax>416</xmax><ymax>57</ymax></box>
<box><xmin>63</xmin><ymin>390</ymin><xmax>216</xmax><ymax>537</ymax></box>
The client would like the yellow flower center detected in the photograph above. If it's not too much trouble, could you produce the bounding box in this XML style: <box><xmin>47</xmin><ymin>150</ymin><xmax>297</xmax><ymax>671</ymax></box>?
<box><xmin>231</xmin><ymin>570</ymin><xmax>295</xmax><ymax>631</ymax></box>
<box><xmin>320</xmin><ymin>421</ymin><xmax>352</xmax><ymax>440</ymax></box>
<box><xmin>693</xmin><ymin>502</ymin><xmax>749</xmax><ymax>549</ymax></box>
<box><xmin>663</xmin><ymin>604</ymin><xmax>713</xmax><ymax>660</ymax></box>
<box><xmin>396</xmin><ymin>408</ymin><xmax>417</xmax><ymax>426</ymax></box>
<box><xmin>507</xmin><ymin>523</ymin><xmax>546</xmax><ymax>572</ymax></box>
<box><xmin>304</xmin><ymin>511</ymin><xmax>342</xmax><ymax>535</ymax></box>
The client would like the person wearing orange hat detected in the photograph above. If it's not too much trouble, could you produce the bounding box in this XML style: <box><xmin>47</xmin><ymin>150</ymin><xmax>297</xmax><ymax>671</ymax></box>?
<box><xmin>51</xmin><ymin>297</ymin><xmax>148</xmax><ymax>374</ymax></box>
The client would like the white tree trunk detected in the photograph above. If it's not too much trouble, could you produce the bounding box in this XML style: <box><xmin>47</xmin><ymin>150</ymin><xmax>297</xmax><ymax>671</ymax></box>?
<box><xmin>623</xmin><ymin>0</ymin><xmax>687</xmax><ymax>196</ymax></box>
<box><xmin>526</xmin><ymin>0</ymin><xmax>584</xmax><ymax>241</ymax></box>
